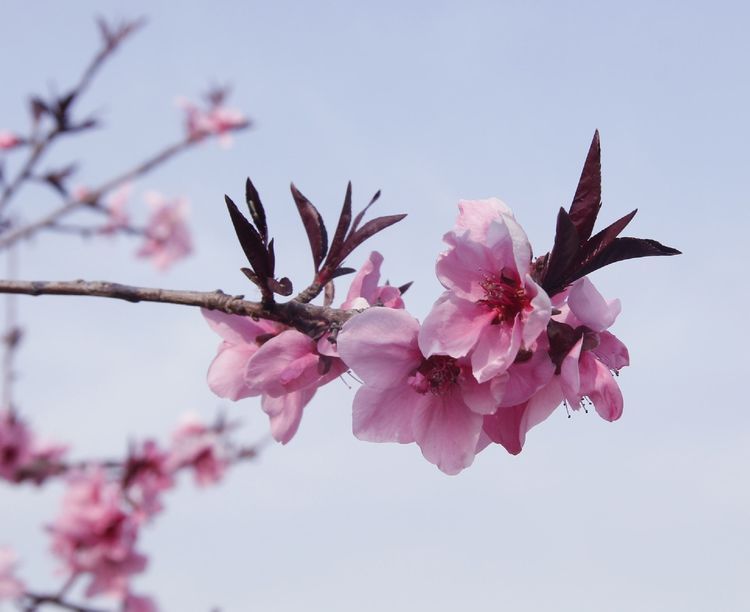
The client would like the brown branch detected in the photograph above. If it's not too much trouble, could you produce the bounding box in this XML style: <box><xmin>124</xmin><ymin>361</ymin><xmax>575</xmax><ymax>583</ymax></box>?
<box><xmin>0</xmin><ymin>126</ymin><xmax>248</xmax><ymax>251</ymax></box>
<box><xmin>0</xmin><ymin>279</ymin><xmax>356</xmax><ymax>332</ymax></box>
<box><xmin>0</xmin><ymin>19</ymin><xmax>144</xmax><ymax>218</ymax></box>
<box><xmin>23</xmin><ymin>592</ymin><xmax>109</xmax><ymax>612</ymax></box>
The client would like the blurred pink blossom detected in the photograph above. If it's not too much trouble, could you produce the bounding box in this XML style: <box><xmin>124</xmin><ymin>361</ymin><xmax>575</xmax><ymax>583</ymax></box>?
<box><xmin>0</xmin><ymin>547</ymin><xmax>24</xmax><ymax>600</ymax></box>
<box><xmin>167</xmin><ymin>414</ymin><xmax>228</xmax><ymax>486</ymax></box>
<box><xmin>49</xmin><ymin>468</ymin><xmax>147</xmax><ymax>598</ymax></box>
<box><xmin>0</xmin><ymin>131</ymin><xmax>21</xmax><ymax>150</ymax></box>
<box><xmin>100</xmin><ymin>183</ymin><xmax>132</xmax><ymax>235</ymax></box>
<box><xmin>177</xmin><ymin>97</ymin><xmax>247</xmax><ymax>148</ymax></box>
<box><xmin>136</xmin><ymin>191</ymin><xmax>192</xmax><ymax>270</ymax></box>
<box><xmin>0</xmin><ymin>410</ymin><xmax>32</xmax><ymax>482</ymax></box>
<box><xmin>123</xmin><ymin>440</ymin><xmax>174</xmax><ymax>521</ymax></box>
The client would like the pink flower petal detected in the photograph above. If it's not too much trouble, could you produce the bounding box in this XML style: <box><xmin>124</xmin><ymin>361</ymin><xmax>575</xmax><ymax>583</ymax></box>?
<box><xmin>412</xmin><ymin>392</ymin><xmax>483</xmax><ymax>475</ymax></box>
<box><xmin>337</xmin><ymin>308</ymin><xmax>421</xmax><ymax>388</ymax></box>
<box><xmin>262</xmin><ymin>388</ymin><xmax>317</xmax><ymax>444</ymax></box>
<box><xmin>568</xmin><ymin>277</ymin><xmax>621</xmax><ymax>332</ymax></box>
<box><xmin>593</xmin><ymin>331</ymin><xmax>630</xmax><ymax>370</ymax></box>
<box><xmin>419</xmin><ymin>293</ymin><xmax>495</xmax><ymax>359</ymax></box>
<box><xmin>470</xmin><ymin>316</ymin><xmax>523</xmax><ymax>383</ymax></box>
<box><xmin>588</xmin><ymin>359</ymin><xmax>624</xmax><ymax>421</ymax></box>
<box><xmin>352</xmin><ymin>384</ymin><xmax>418</xmax><ymax>444</ymax></box>
<box><xmin>202</xmin><ymin>308</ymin><xmax>281</xmax><ymax>344</ymax></box>
<box><xmin>206</xmin><ymin>343</ymin><xmax>259</xmax><ymax>400</ymax></box>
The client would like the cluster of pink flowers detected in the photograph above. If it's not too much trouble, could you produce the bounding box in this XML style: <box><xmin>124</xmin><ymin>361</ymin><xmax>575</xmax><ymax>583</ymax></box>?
<box><xmin>177</xmin><ymin>96</ymin><xmax>248</xmax><ymax>147</ymax></box>
<box><xmin>205</xmin><ymin>201</ymin><xmax>630</xmax><ymax>475</ymax></box>
<box><xmin>136</xmin><ymin>191</ymin><xmax>193</xmax><ymax>270</ymax></box>
<box><xmin>0</xmin><ymin>413</ymin><xmax>237</xmax><ymax>610</ymax></box>
<box><xmin>204</xmin><ymin>251</ymin><xmax>402</xmax><ymax>444</ymax></box>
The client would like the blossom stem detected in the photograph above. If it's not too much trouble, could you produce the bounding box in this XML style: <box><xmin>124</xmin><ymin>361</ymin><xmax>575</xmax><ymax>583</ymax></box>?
<box><xmin>23</xmin><ymin>592</ymin><xmax>108</xmax><ymax>612</ymax></box>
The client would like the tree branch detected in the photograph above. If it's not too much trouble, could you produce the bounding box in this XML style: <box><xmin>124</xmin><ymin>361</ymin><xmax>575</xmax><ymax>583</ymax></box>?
<box><xmin>0</xmin><ymin>279</ymin><xmax>356</xmax><ymax>332</ymax></box>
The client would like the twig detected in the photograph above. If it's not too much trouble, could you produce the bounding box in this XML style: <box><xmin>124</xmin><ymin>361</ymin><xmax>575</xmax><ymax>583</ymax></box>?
<box><xmin>0</xmin><ymin>19</ymin><xmax>144</xmax><ymax>218</ymax></box>
<box><xmin>0</xmin><ymin>127</ymin><xmax>248</xmax><ymax>251</ymax></box>
<box><xmin>23</xmin><ymin>592</ymin><xmax>109</xmax><ymax>612</ymax></box>
<box><xmin>1</xmin><ymin>246</ymin><xmax>20</xmax><ymax>409</ymax></box>
<box><xmin>0</xmin><ymin>279</ymin><xmax>356</xmax><ymax>332</ymax></box>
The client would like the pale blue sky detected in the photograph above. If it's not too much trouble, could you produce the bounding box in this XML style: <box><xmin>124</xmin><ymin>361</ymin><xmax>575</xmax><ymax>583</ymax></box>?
<box><xmin>1</xmin><ymin>2</ymin><xmax>748</xmax><ymax>611</ymax></box>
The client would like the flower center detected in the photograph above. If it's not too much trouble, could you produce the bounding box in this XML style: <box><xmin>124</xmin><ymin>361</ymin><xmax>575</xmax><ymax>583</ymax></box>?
<box><xmin>409</xmin><ymin>355</ymin><xmax>461</xmax><ymax>395</ymax></box>
<box><xmin>478</xmin><ymin>267</ymin><xmax>528</xmax><ymax>323</ymax></box>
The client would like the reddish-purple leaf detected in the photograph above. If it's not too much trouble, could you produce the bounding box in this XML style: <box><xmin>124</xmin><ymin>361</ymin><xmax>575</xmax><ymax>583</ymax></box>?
<box><xmin>576</xmin><ymin>236</ymin><xmax>681</xmax><ymax>278</ymax></box>
<box><xmin>328</xmin><ymin>181</ymin><xmax>353</xmax><ymax>265</ymax></box>
<box><xmin>574</xmin><ymin>209</ymin><xmax>637</xmax><ymax>275</ymax></box>
<box><xmin>568</xmin><ymin>131</ymin><xmax>602</xmax><ymax>242</ymax></box>
<box><xmin>350</xmin><ymin>190</ymin><xmax>381</xmax><ymax>234</ymax></box>
<box><xmin>268</xmin><ymin>277</ymin><xmax>293</xmax><ymax>296</ymax></box>
<box><xmin>546</xmin><ymin>320</ymin><xmax>584</xmax><ymax>374</ymax></box>
<box><xmin>225</xmin><ymin>195</ymin><xmax>270</xmax><ymax>278</ymax></box>
<box><xmin>330</xmin><ymin>266</ymin><xmax>356</xmax><ymax>279</ymax></box>
<box><xmin>266</xmin><ymin>238</ymin><xmax>276</xmax><ymax>276</ymax></box>
<box><xmin>241</xmin><ymin>267</ymin><xmax>261</xmax><ymax>287</ymax></box>
<box><xmin>290</xmin><ymin>183</ymin><xmax>328</xmax><ymax>271</ymax></box>
<box><xmin>340</xmin><ymin>213</ymin><xmax>407</xmax><ymax>262</ymax></box>
<box><xmin>542</xmin><ymin>208</ymin><xmax>580</xmax><ymax>295</ymax></box>
<box><xmin>245</xmin><ymin>177</ymin><xmax>268</xmax><ymax>244</ymax></box>
<box><xmin>398</xmin><ymin>281</ymin><xmax>414</xmax><ymax>295</ymax></box>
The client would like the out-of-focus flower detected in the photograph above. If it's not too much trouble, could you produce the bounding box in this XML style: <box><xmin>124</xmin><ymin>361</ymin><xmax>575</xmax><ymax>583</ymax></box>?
<box><xmin>0</xmin><ymin>410</ymin><xmax>32</xmax><ymax>482</ymax></box>
<box><xmin>136</xmin><ymin>191</ymin><xmax>192</xmax><ymax>270</ymax></box>
<box><xmin>0</xmin><ymin>132</ymin><xmax>22</xmax><ymax>150</ymax></box>
<box><xmin>420</xmin><ymin>199</ymin><xmax>551</xmax><ymax>383</ymax></box>
<box><xmin>123</xmin><ymin>440</ymin><xmax>174</xmax><ymax>521</ymax></box>
<box><xmin>99</xmin><ymin>183</ymin><xmax>132</xmax><ymax>235</ymax></box>
<box><xmin>124</xmin><ymin>593</ymin><xmax>158</xmax><ymax>612</ymax></box>
<box><xmin>337</xmin><ymin>308</ymin><xmax>496</xmax><ymax>475</ymax></box>
<box><xmin>49</xmin><ymin>468</ymin><xmax>147</xmax><ymax>598</ymax></box>
<box><xmin>0</xmin><ymin>547</ymin><xmax>24</xmax><ymax>600</ymax></box>
<box><xmin>177</xmin><ymin>97</ymin><xmax>248</xmax><ymax>148</ymax></box>
<box><xmin>167</xmin><ymin>414</ymin><xmax>228</xmax><ymax>486</ymax></box>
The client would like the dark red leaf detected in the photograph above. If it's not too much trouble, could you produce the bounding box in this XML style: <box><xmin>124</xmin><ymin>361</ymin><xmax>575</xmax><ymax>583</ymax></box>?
<box><xmin>225</xmin><ymin>195</ymin><xmax>270</xmax><ymax>278</ymax></box>
<box><xmin>241</xmin><ymin>267</ymin><xmax>261</xmax><ymax>286</ymax></box>
<box><xmin>290</xmin><ymin>183</ymin><xmax>328</xmax><ymax>271</ymax></box>
<box><xmin>328</xmin><ymin>181</ymin><xmax>353</xmax><ymax>264</ymax></box>
<box><xmin>330</xmin><ymin>267</ymin><xmax>356</xmax><ymax>279</ymax></box>
<box><xmin>546</xmin><ymin>320</ymin><xmax>584</xmax><ymax>374</ymax></box>
<box><xmin>576</xmin><ymin>237</ymin><xmax>681</xmax><ymax>278</ymax></box>
<box><xmin>245</xmin><ymin>177</ymin><xmax>267</xmax><ymax>244</ymax></box>
<box><xmin>268</xmin><ymin>277</ymin><xmax>293</xmax><ymax>296</ymax></box>
<box><xmin>340</xmin><ymin>214</ymin><xmax>407</xmax><ymax>261</ymax></box>
<box><xmin>266</xmin><ymin>238</ymin><xmax>276</xmax><ymax>276</ymax></box>
<box><xmin>541</xmin><ymin>208</ymin><xmax>580</xmax><ymax>295</ymax></box>
<box><xmin>350</xmin><ymin>190</ymin><xmax>381</xmax><ymax>234</ymax></box>
<box><xmin>398</xmin><ymin>281</ymin><xmax>414</xmax><ymax>295</ymax></box>
<box><xmin>574</xmin><ymin>209</ymin><xmax>637</xmax><ymax>276</ymax></box>
<box><xmin>568</xmin><ymin>131</ymin><xmax>602</xmax><ymax>242</ymax></box>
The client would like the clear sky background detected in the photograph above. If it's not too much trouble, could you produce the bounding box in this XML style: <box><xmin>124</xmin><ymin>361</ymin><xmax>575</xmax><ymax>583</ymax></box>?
<box><xmin>1</xmin><ymin>1</ymin><xmax>748</xmax><ymax>611</ymax></box>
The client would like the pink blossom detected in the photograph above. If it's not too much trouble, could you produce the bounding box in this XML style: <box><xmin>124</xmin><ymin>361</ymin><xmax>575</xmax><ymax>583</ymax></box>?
<box><xmin>555</xmin><ymin>277</ymin><xmax>628</xmax><ymax>421</ymax></box>
<box><xmin>49</xmin><ymin>468</ymin><xmax>147</xmax><ymax>598</ymax></box>
<box><xmin>124</xmin><ymin>593</ymin><xmax>158</xmax><ymax>612</ymax></box>
<box><xmin>177</xmin><ymin>97</ymin><xmax>247</xmax><ymax>147</ymax></box>
<box><xmin>123</xmin><ymin>440</ymin><xmax>174</xmax><ymax>520</ymax></box>
<box><xmin>420</xmin><ymin>199</ymin><xmax>551</xmax><ymax>383</ymax></box>
<box><xmin>244</xmin><ymin>330</ymin><xmax>347</xmax><ymax>443</ymax></box>
<box><xmin>481</xmin><ymin>278</ymin><xmax>629</xmax><ymax>455</ymax></box>
<box><xmin>99</xmin><ymin>183</ymin><xmax>132</xmax><ymax>235</ymax></box>
<box><xmin>337</xmin><ymin>308</ymin><xmax>496</xmax><ymax>475</ymax></box>
<box><xmin>136</xmin><ymin>192</ymin><xmax>192</xmax><ymax>270</ymax></box>
<box><xmin>203</xmin><ymin>310</ymin><xmax>347</xmax><ymax>444</ymax></box>
<box><xmin>167</xmin><ymin>414</ymin><xmax>228</xmax><ymax>486</ymax></box>
<box><xmin>0</xmin><ymin>547</ymin><xmax>24</xmax><ymax>600</ymax></box>
<box><xmin>0</xmin><ymin>410</ymin><xmax>32</xmax><ymax>482</ymax></box>
<box><xmin>341</xmin><ymin>251</ymin><xmax>405</xmax><ymax>310</ymax></box>
<box><xmin>0</xmin><ymin>131</ymin><xmax>21</xmax><ymax>150</ymax></box>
